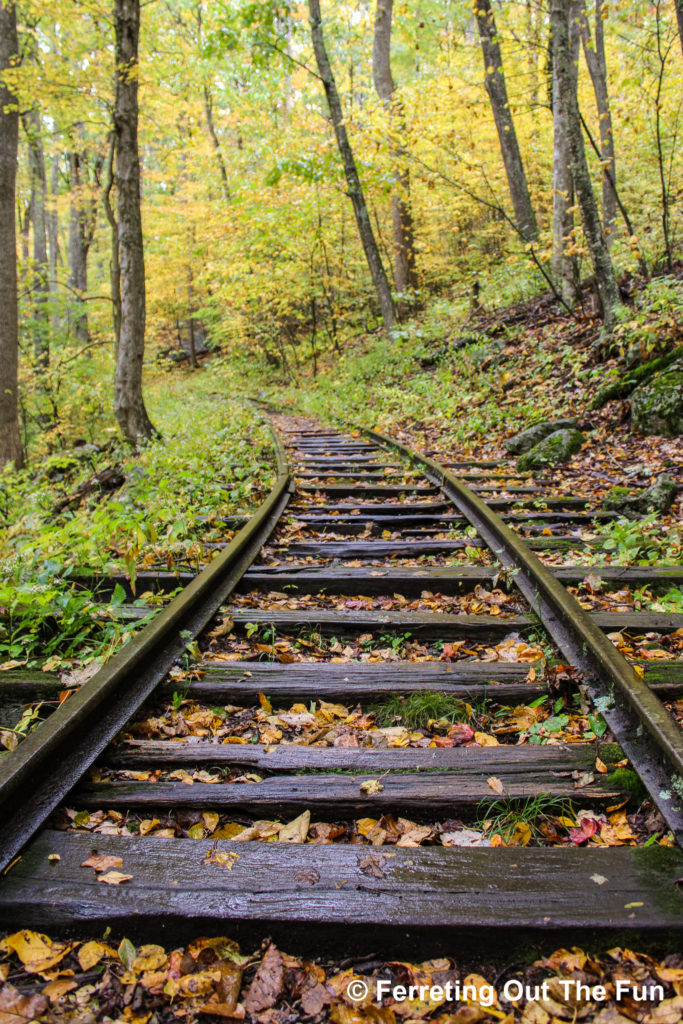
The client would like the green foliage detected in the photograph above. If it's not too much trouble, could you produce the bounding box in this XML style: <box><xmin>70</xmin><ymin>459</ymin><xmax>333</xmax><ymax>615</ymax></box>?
<box><xmin>610</xmin><ymin>276</ymin><xmax>683</xmax><ymax>361</ymax></box>
<box><xmin>0</xmin><ymin>561</ymin><xmax>153</xmax><ymax>670</ymax></box>
<box><xmin>593</xmin><ymin>514</ymin><xmax>682</xmax><ymax>566</ymax></box>
<box><xmin>370</xmin><ymin>691</ymin><xmax>482</xmax><ymax>730</ymax></box>
<box><xmin>475</xmin><ymin>795</ymin><xmax>571</xmax><ymax>843</ymax></box>
<box><xmin>0</xmin><ymin>370</ymin><xmax>274</xmax><ymax>669</ymax></box>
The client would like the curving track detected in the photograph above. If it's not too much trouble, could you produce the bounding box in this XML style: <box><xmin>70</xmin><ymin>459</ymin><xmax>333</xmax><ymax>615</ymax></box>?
<box><xmin>0</xmin><ymin>417</ymin><xmax>682</xmax><ymax>955</ymax></box>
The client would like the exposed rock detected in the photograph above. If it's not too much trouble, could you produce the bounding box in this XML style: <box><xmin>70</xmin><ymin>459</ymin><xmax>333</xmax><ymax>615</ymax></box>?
<box><xmin>516</xmin><ymin>428</ymin><xmax>585</xmax><ymax>471</ymax></box>
<box><xmin>505</xmin><ymin>418</ymin><xmax>579</xmax><ymax>455</ymax></box>
<box><xmin>602</xmin><ymin>475</ymin><xmax>677</xmax><ymax>516</ymax></box>
<box><xmin>630</xmin><ymin>363</ymin><xmax>683</xmax><ymax>436</ymax></box>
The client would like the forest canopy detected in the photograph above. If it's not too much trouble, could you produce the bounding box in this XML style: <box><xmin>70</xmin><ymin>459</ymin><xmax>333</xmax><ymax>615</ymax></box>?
<box><xmin>0</xmin><ymin>0</ymin><xmax>682</xmax><ymax>461</ymax></box>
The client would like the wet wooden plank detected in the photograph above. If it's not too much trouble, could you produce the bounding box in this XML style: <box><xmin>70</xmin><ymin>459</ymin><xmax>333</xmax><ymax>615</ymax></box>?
<box><xmin>175</xmin><ymin>660</ymin><xmax>543</xmax><ymax>703</ymax></box>
<box><xmin>227</xmin><ymin>608</ymin><xmax>527</xmax><ymax>639</ymax></box>
<box><xmin>240</xmin><ymin>563</ymin><xmax>683</xmax><ymax>596</ymax></box>
<box><xmin>270</xmin><ymin>538</ymin><xmax>599</xmax><ymax>557</ymax></box>
<box><xmin>77</xmin><ymin>765</ymin><xmax>622</xmax><ymax>812</ymax></box>
<box><xmin>270</xmin><ymin>540</ymin><xmax>483</xmax><ymax>558</ymax></box>
<box><xmin>2</xmin><ymin>832</ymin><xmax>680</xmax><ymax>953</ymax></box>
<box><xmin>226</xmin><ymin>607</ymin><xmax>683</xmax><ymax>637</ymax></box>
<box><xmin>107</xmin><ymin>741</ymin><xmax>598</xmax><ymax>773</ymax></box>
<box><xmin>297</xmin><ymin>485</ymin><xmax>440</xmax><ymax>497</ymax></box>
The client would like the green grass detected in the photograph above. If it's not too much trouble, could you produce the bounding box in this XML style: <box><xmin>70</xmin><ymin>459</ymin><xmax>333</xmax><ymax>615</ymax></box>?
<box><xmin>474</xmin><ymin>795</ymin><xmax>574</xmax><ymax>844</ymax></box>
<box><xmin>0</xmin><ymin>364</ymin><xmax>276</xmax><ymax>672</ymax></box>
<box><xmin>370</xmin><ymin>691</ymin><xmax>485</xmax><ymax>730</ymax></box>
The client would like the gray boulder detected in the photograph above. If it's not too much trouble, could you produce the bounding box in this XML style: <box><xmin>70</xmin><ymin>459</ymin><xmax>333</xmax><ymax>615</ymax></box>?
<box><xmin>630</xmin><ymin>363</ymin><xmax>683</xmax><ymax>436</ymax></box>
<box><xmin>516</xmin><ymin>428</ymin><xmax>585</xmax><ymax>471</ymax></box>
<box><xmin>505</xmin><ymin>417</ymin><xmax>579</xmax><ymax>455</ymax></box>
<box><xmin>602</xmin><ymin>475</ymin><xmax>677</xmax><ymax>516</ymax></box>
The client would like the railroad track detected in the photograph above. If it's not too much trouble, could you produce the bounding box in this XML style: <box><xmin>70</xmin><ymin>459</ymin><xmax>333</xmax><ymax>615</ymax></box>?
<box><xmin>0</xmin><ymin>416</ymin><xmax>682</xmax><ymax>955</ymax></box>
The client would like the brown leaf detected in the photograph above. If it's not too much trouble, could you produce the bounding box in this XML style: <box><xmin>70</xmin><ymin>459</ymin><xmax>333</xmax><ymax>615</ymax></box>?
<box><xmin>486</xmin><ymin>776</ymin><xmax>505</xmax><ymax>796</ymax></box>
<box><xmin>359</xmin><ymin>854</ymin><xmax>385</xmax><ymax>878</ymax></box>
<box><xmin>80</xmin><ymin>852</ymin><xmax>123</xmax><ymax>873</ymax></box>
<box><xmin>243</xmin><ymin>944</ymin><xmax>284</xmax><ymax>1014</ymax></box>
<box><xmin>0</xmin><ymin>982</ymin><xmax>48</xmax><ymax>1021</ymax></box>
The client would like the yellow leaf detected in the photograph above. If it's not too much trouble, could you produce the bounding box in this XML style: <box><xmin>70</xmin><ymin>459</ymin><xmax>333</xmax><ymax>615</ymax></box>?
<box><xmin>133</xmin><ymin>945</ymin><xmax>168</xmax><ymax>972</ymax></box>
<box><xmin>278</xmin><ymin>810</ymin><xmax>311</xmax><ymax>843</ymax></box>
<box><xmin>98</xmin><ymin>871</ymin><xmax>133</xmax><ymax>885</ymax></box>
<box><xmin>360</xmin><ymin>779</ymin><xmax>384</xmax><ymax>795</ymax></box>
<box><xmin>78</xmin><ymin>940</ymin><xmax>115</xmax><ymax>971</ymax></box>
<box><xmin>1</xmin><ymin>931</ymin><xmax>73</xmax><ymax>974</ymax></box>
<box><xmin>202</xmin><ymin>812</ymin><xmax>220</xmax><ymax>833</ymax></box>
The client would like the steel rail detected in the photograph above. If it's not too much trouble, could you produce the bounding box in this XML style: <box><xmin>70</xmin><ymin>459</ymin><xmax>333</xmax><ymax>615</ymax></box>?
<box><xmin>0</xmin><ymin>431</ymin><xmax>291</xmax><ymax>873</ymax></box>
<box><xmin>364</xmin><ymin>427</ymin><xmax>683</xmax><ymax>845</ymax></box>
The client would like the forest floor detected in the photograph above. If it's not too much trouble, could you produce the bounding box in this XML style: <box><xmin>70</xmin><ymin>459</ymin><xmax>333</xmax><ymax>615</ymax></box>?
<box><xmin>2</xmin><ymin>280</ymin><xmax>683</xmax><ymax>1023</ymax></box>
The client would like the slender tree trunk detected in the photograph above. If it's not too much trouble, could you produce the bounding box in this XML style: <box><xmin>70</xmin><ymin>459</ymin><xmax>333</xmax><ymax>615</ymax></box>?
<box><xmin>23</xmin><ymin>108</ymin><xmax>50</xmax><ymax>367</ymax></box>
<box><xmin>579</xmin><ymin>0</ymin><xmax>616</xmax><ymax>239</ymax></box>
<box><xmin>674</xmin><ymin>0</ymin><xmax>683</xmax><ymax>56</ymax></box>
<box><xmin>113</xmin><ymin>0</ymin><xmax>155</xmax><ymax>442</ymax></box>
<box><xmin>552</xmin><ymin>0</ymin><xmax>581</xmax><ymax>304</ymax></box>
<box><xmin>474</xmin><ymin>0</ymin><xmax>538</xmax><ymax>242</ymax></box>
<box><xmin>0</xmin><ymin>1</ymin><xmax>23</xmax><ymax>468</ymax></box>
<box><xmin>551</xmin><ymin>0</ymin><xmax>621</xmax><ymax>328</ymax></box>
<box><xmin>372</xmin><ymin>0</ymin><xmax>417</xmax><ymax>305</ymax></box>
<box><xmin>187</xmin><ymin>228</ymin><xmax>198</xmax><ymax>368</ymax></box>
<box><xmin>68</xmin><ymin>150</ymin><xmax>91</xmax><ymax>345</ymax></box>
<box><xmin>103</xmin><ymin>130</ymin><xmax>121</xmax><ymax>358</ymax></box>
<box><xmin>308</xmin><ymin>0</ymin><xmax>396</xmax><ymax>331</ymax></box>
<box><xmin>47</xmin><ymin>152</ymin><xmax>61</xmax><ymax>336</ymax></box>
<box><xmin>202</xmin><ymin>84</ymin><xmax>231</xmax><ymax>202</ymax></box>
<box><xmin>525</xmin><ymin>0</ymin><xmax>540</xmax><ymax>118</ymax></box>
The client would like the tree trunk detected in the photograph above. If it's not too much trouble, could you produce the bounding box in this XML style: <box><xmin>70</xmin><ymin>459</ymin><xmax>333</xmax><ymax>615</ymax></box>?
<box><xmin>113</xmin><ymin>0</ymin><xmax>155</xmax><ymax>442</ymax></box>
<box><xmin>552</xmin><ymin>0</ymin><xmax>581</xmax><ymax>304</ymax></box>
<box><xmin>579</xmin><ymin>0</ymin><xmax>616</xmax><ymax>239</ymax></box>
<box><xmin>187</xmin><ymin>228</ymin><xmax>198</xmax><ymax>369</ymax></box>
<box><xmin>308</xmin><ymin>0</ymin><xmax>396</xmax><ymax>331</ymax></box>
<box><xmin>47</xmin><ymin>152</ymin><xmax>61</xmax><ymax>336</ymax></box>
<box><xmin>202</xmin><ymin>84</ymin><xmax>231</xmax><ymax>202</ymax></box>
<box><xmin>551</xmin><ymin>0</ymin><xmax>621</xmax><ymax>329</ymax></box>
<box><xmin>68</xmin><ymin>150</ymin><xmax>90</xmax><ymax>345</ymax></box>
<box><xmin>674</xmin><ymin>0</ymin><xmax>683</xmax><ymax>56</ymax></box>
<box><xmin>23</xmin><ymin>108</ymin><xmax>50</xmax><ymax>368</ymax></box>
<box><xmin>372</xmin><ymin>0</ymin><xmax>417</xmax><ymax>305</ymax></box>
<box><xmin>103</xmin><ymin>130</ymin><xmax>121</xmax><ymax>358</ymax></box>
<box><xmin>0</xmin><ymin>1</ymin><xmax>23</xmax><ymax>469</ymax></box>
<box><xmin>474</xmin><ymin>0</ymin><xmax>538</xmax><ymax>242</ymax></box>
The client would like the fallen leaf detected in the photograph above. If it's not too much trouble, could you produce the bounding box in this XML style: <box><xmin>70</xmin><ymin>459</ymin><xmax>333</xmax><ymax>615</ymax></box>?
<box><xmin>0</xmin><ymin>931</ymin><xmax>73</xmax><ymax>974</ymax></box>
<box><xmin>0</xmin><ymin>982</ymin><xmax>48</xmax><ymax>1021</ymax></box>
<box><xmin>78</xmin><ymin>940</ymin><xmax>116</xmax><ymax>971</ymax></box>
<box><xmin>360</xmin><ymin>779</ymin><xmax>384</xmax><ymax>795</ymax></box>
<box><xmin>98</xmin><ymin>870</ymin><xmax>133</xmax><ymax>885</ymax></box>
<box><xmin>278</xmin><ymin>810</ymin><xmax>311</xmax><ymax>843</ymax></box>
<box><xmin>80</xmin><ymin>852</ymin><xmax>123</xmax><ymax>873</ymax></box>
<box><xmin>487</xmin><ymin>776</ymin><xmax>505</xmax><ymax>795</ymax></box>
<box><xmin>243</xmin><ymin>944</ymin><xmax>284</xmax><ymax>1014</ymax></box>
